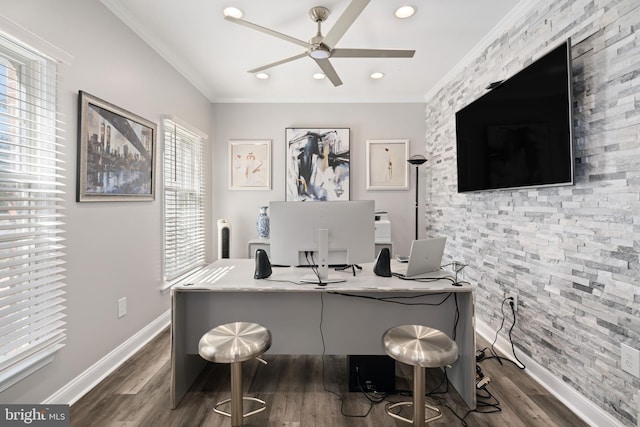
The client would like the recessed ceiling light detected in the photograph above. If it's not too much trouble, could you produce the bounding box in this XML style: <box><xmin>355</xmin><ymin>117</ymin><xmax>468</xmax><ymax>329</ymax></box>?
<box><xmin>394</xmin><ymin>6</ymin><xmax>416</xmax><ymax>19</ymax></box>
<box><xmin>370</xmin><ymin>72</ymin><xmax>385</xmax><ymax>79</ymax></box>
<box><xmin>255</xmin><ymin>72</ymin><xmax>269</xmax><ymax>80</ymax></box>
<box><xmin>313</xmin><ymin>73</ymin><xmax>326</xmax><ymax>80</ymax></box>
<box><xmin>223</xmin><ymin>7</ymin><xmax>243</xmax><ymax>19</ymax></box>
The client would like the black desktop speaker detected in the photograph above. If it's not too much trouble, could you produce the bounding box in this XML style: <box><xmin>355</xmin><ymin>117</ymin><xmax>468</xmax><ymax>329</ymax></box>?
<box><xmin>254</xmin><ymin>249</ymin><xmax>272</xmax><ymax>279</ymax></box>
<box><xmin>373</xmin><ymin>247</ymin><xmax>392</xmax><ymax>277</ymax></box>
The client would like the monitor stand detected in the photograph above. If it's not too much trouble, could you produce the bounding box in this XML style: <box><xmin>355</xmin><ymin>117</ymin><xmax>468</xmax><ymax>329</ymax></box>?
<box><xmin>300</xmin><ymin>273</ymin><xmax>346</xmax><ymax>284</ymax></box>
<box><xmin>300</xmin><ymin>228</ymin><xmax>346</xmax><ymax>285</ymax></box>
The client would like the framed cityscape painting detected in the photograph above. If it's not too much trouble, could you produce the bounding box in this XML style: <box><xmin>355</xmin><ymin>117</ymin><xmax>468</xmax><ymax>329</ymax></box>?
<box><xmin>77</xmin><ymin>91</ymin><xmax>156</xmax><ymax>201</ymax></box>
<box><xmin>285</xmin><ymin>128</ymin><xmax>350</xmax><ymax>201</ymax></box>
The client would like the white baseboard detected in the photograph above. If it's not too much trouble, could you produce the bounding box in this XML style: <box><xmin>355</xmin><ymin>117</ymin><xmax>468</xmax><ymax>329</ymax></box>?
<box><xmin>476</xmin><ymin>318</ymin><xmax>624</xmax><ymax>427</ymax></box>
<box><xmin>44</xmin><ymin>310</ymin><xmax>171</xmax><ymax>406</ymax></box>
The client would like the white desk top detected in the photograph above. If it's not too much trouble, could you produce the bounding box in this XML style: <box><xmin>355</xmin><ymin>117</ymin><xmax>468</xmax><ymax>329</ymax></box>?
<box><xmin>173</xmin><ymin>258</ymin><xmax>471</xmax><ymax>293</ymax></box>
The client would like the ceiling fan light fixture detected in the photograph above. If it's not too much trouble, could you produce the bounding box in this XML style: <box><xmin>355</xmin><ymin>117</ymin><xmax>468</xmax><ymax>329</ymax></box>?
<box><xmin>223</xmin><ymin>7</ymin><xmax>243</xmax><ymax>19</ymax></box>
<box><xmin>394</xmin><ymin>6</ymin><xmax>416</xmax><ymax>19</ymax></box>
<box><xmin>309</xmin><ymin>47</ymin><xmax>331</xmax><ymax>59</ymax></box>
<box><xmin>255</xmin><ymin>72</ymin><xmax>270</xmax><ymax>80</ymax></box>
<box><xmin>313</xmin><ymin>73</ymin><xmax>326</xmax><ymax>80</ymax></box>
<box><xmin>370</xmin><ymin>72</ymin><xmax>385</xmax><ymax>79</ymax></box>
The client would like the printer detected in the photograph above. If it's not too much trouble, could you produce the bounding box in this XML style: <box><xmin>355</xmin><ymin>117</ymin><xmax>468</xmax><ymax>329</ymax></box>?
<box><xmin>374</xmin><ymin>211</ymin><xmax>391</xmax><ymax>242</ymax></box>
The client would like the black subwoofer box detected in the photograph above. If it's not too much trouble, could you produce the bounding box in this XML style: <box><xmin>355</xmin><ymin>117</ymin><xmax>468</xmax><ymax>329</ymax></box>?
<box><xmin>347</xmin><ymin>355</ymin><xmax>396</xmax><ymax>393</ymax></box>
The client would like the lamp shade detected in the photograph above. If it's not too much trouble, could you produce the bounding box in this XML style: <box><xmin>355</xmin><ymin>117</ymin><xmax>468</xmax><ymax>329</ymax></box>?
<box><xmin>407</xmin><ymin>154</ymin><xmax>427</xmax><ymax>165</ymax></box>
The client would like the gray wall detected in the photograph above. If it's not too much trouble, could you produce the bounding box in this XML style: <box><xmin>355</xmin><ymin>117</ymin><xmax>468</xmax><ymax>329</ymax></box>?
<box><xmin>0</xmin><ymin>0</ymin><xmax>212</xmax><ymax>404</ymax></box>
<box><xmin>212</xmin><ymin>103</ymin><xmax>426</xmax><ymax>259</ymax></box>
<box><xmin>424</xmin><ymin>0</ymin><xmax>639</xmax><ymax>425</ymax></box>
<box><xmin>2</xmin><ymin>1</ymin><xmax>638</xmax><ymax>425</ymax></box>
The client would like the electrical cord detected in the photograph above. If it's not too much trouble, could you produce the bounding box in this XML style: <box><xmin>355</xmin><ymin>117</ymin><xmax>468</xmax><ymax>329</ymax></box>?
<box><xmin>335</xmin><ymin>264</ymin><xmax>362</xmax><ymax>276</ymax></box>
<box><xmin>506</xmin><ymin>298</ymin><xmax>526</xmax><ymax>369</ymax></box>
<box><xmin>441</xmin><ymin>261</ymin><xmax>468</xmax><ymax>284</ymax></box>
<box><xmin>318</xmin><ymin>292</ymin><xmax>393</xmax><ymax>418</ymax></box>
<box><xmin>304</xmin><ymin>251</ymin><xmax>323</xmax><ymax>285</ymax></box>
<box><xmin>328</xmin><ymin>291</ymin><xmax>453</xmax><ymax>306</ymax></box>
<box><xmin>316</xmin><ymin>290</ymin><xmax>466</xmax><ymax>420</ymax></box>
<box><xmin>453</xmin><ymin>293</ymin><xmax>460</xmax><ymax>340</ymax></box>
<box><xmin>393</xmin><ymin>368</ymin><xmax>450</xmax><ymax>399</ymax></box>
<box><xmin>485</xmin><ymin>297</ymin><xmax>526</xmax><ymax>369</ymax></box>
<box><xmin>329</xmin><ymin>291</ymin><xmax>460</xmax><ymax>344</ymax></box>
<box><xmin>489</xmin><ymin>297</ymin><xmax>509</xmax><ymax>365</ymax></box>
<box><xmin>392</xmin><ymin>273</ymin><xmax>459</xmax><ymax>286</ymax></box>
<box><xmin>263</xmin><ymin>278</ymin><xmax>302</xmax><ymax>285</ymax></box>
<box><xmin>429</xmin><ymin>365</ymin><xmax>501</xmax><ymax>426</ymax></box>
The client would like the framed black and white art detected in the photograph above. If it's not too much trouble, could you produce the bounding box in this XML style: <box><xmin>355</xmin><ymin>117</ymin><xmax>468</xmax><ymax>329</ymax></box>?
<box><xmin>285</xmin><ymin>128</ymin><xmax>350</xmax><ymax>201</ymax></box>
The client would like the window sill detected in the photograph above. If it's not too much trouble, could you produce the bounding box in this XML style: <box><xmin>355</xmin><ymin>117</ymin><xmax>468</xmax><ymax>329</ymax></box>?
<box><xmin>0</xmin><ymin>344</ymin><xmax>63</xmax><ymax>393</ymax></box>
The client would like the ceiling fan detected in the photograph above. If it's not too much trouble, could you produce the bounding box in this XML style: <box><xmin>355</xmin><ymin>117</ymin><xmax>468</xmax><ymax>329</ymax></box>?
<box><xmin>224</xmin><ymin>0</ymin><xmax>415</xmax><ymax>87</ymax></box>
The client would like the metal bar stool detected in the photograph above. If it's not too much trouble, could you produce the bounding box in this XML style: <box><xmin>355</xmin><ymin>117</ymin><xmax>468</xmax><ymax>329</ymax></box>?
<box><xmin>382</xmin><ymin>325</ymin><xmax>459</xmax><ymax>426</ymax></box>
<box><xmin>198</xmin><ymin>322</ymin><xmax>272</xmax><ymax>426</ymax></box>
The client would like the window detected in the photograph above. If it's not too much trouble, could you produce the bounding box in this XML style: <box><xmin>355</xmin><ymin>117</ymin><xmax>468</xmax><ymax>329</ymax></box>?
<box><xmin>162</xmin><ymin>118</ymin><xmax>206</xmax><ymax>286</ymax></box>
<box><xmin>0</xmin><ymin>35</ymin><xmax>65</xmax><ymax>391</ymax></box>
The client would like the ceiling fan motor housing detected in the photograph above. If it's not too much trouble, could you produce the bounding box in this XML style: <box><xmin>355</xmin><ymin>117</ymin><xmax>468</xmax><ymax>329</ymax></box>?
<box><xmin>309</xmin><ymin>6</ymin><xmax>330</xmax><ymax>23</ymax></box>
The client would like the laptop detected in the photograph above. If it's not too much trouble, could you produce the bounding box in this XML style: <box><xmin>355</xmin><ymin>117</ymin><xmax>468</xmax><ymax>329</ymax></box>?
<box><xmin>395</xmin><ymin>237</ymin><xmax>451</xmax><ymax>279</ymax></box>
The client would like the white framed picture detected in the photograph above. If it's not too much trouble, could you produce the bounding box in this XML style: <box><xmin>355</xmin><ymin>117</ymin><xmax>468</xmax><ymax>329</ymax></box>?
<box><xmin>229</xmin><ymin>140</ymin><xmax>271</xmax><ymax>190</ymax></box>
<box><xmin>366</xmin><ymin>139</ymin><xmax>409</xmax><ymax>190</ymax></box>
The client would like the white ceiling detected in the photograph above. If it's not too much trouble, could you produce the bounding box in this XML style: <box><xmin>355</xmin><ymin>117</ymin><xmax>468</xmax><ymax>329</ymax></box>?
<box><xmin>101</xmin><ymin>0</ymin><xmax>522</xmax><ymax>103</ymax></box>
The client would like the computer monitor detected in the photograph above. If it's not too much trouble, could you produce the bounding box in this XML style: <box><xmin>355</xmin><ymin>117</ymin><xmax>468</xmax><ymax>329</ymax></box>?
<box><xmin>269</xmin><ymin>200</ymin><xmax>375</xmax><ymax>283</ymax></box>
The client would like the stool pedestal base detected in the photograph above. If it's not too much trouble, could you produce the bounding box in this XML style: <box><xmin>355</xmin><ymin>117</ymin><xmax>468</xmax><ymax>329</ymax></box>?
<box><xmin>213</xmin><ymin>397</ymin><xmax>267</xmax><ymax>425</ymax></box>
<box><xmin>384</xmin><ymin>365</ymin><xmax>442</xmax><ymax>426</ymax></box>
<box><xmin>212</xmin><ymin>361</ymin><xmax>266</xmax><ymax>426</ymax></box>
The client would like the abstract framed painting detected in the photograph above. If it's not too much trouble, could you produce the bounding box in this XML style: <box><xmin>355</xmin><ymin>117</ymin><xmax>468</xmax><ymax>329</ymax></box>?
<box><xmin>366</xmin><ymin>139</ymin><xmax>409</xmax><ymax>190</ymax></box>
<box><xmin>229</xmin><ymin>140</ymin><xmax>271</xmax><ymax>190</ymax></box>
<box><xmin>77</xmin><ymin>91</ymin><xmax>156</xmax><ymax>201</ymax></box>
<box><xmin>285</xmin><ymin>128</ymin><xmax>350</xmax><ymax>201</ymax></box>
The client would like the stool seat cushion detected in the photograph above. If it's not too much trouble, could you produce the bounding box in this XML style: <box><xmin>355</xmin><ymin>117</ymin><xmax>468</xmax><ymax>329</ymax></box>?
<box><xmin>382</xmin><ymin>325</ymin><xmax>458</xmax><ymax>368</ymax></box>
<box><xmin>199</xmin><ymin>322</ymin><xmax>272</xmax><ymax>363</ymax></box>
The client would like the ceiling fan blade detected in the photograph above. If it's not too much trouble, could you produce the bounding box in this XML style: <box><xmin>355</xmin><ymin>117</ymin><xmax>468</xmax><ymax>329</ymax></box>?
<box><xmin>322</xmin><ymin>0</ymin><xmax>371</xmax><ymax>49</ymax></box>
<box><xmin>248</xmin><ymin>52</ymin><xmax>309</xmax><ymax>73</ymax></box>
<box><xmin>225</xmin><ymin>16</ymin><xmax>311</xmax><ymax>49</ymax></box>
<box><xmin>331</xmin><ymin>48</ymin><xmax>415</xmax><ymax>58</ymax></box>
<box><xmin>314</xmin><ymin>58</ymin><xmax>343</xmax><ymax>87</ymax></box>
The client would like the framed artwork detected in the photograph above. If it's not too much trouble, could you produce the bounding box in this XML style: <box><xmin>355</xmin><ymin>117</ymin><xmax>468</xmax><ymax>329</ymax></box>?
<box><xmin>229</xmin><ymin>140</ymin><xmax>271</xmax><ymax>190</ymax></box>
<box><xmin>77</xmin><ymin>91</ymin><xmax>156</xmax><ymax>201</ymax></box>
<box><xmin>285</xmin><ymin>128</ymin><xmax>350</xmax><ymax>201</ymax></box>
<box><xmin>366</xmin><ymin>139</ymin><xmax>409</xmax><ymax>190</ymax></box>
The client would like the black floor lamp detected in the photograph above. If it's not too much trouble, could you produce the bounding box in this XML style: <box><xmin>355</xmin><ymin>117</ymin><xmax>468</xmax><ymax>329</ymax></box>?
<box><xmin>407</xmin><ymin>154</ymin><xmax>427</xmax><ymax>241</ymax></box>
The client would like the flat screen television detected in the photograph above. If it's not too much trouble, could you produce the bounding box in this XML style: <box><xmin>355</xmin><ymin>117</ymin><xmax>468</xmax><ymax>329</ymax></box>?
<box><xmin>455</xmin><ymin>39</ymin><xmax>574</xmax><ymax>192</ymax></box>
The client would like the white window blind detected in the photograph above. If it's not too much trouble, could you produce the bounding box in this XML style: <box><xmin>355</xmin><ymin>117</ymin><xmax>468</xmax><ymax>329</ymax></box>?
<box><xmin>163</xmin><ymin>118</ymin><xmax>206</xmax><ymax>284</ymax></box>
<box><xmin>0</xmin><ymin>35</ymin><xmax>66</xmax><ymax>391</ymax></box>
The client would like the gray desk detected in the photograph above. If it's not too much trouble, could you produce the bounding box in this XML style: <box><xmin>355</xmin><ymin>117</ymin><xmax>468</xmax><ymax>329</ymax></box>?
<box><xmin>171</xmin><ymin>259</ymin><xmax>476</xmax><ymax>409</ymax></box>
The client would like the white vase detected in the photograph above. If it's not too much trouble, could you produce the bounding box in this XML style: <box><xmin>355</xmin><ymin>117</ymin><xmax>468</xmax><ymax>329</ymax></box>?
<box><xmin>256</xmin><ymin>206</ymin><xmax>270</xmax><ymax>239</ymax></box>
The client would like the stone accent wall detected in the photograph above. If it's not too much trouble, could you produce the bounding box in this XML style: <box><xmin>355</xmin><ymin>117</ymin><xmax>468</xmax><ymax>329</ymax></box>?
<box><xmin>424</xmin><ymin>0</ymin><xmax>639</xmax><ymax>425</ymax></box>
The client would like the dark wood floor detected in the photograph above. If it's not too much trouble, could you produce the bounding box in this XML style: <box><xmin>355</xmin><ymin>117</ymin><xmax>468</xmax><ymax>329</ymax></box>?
<box><xmin>70</xmin><ymin>328</ymin><xmax>589</xmax><ymax>426</ymax></box>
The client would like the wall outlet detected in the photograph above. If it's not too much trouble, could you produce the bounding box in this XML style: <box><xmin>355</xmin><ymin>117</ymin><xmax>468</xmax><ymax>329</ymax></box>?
<box><xmin>118</xmin><ymin>297</ymin><xmax>127</xmax><ymax>318</ymax></box>
<box><xmin>503</xmin><ymin>292</ymin><xmax>518</xmax><ymax>312</ymax></box>
<box><xmin>621</xmin><ymin>343</ymin><xmax>640</xmax><ymax>378</ymax></box>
